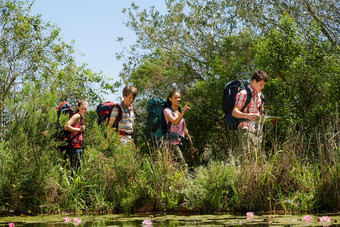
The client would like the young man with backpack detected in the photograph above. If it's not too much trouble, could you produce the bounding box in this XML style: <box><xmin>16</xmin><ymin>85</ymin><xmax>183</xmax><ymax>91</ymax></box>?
<box><xmin>232</xmin><ymin>70</ymin><xmax>269</xmax><ymax>157</ymax></box>
<box><xmin>108</xmin><ymin>86</ymin><xmax>139</xmax><ymax>148</ymax></box>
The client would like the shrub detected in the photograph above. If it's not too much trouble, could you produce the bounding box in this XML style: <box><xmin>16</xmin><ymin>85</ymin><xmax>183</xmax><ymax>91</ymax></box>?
<box><xmin>183</xmin><ymin>160</ymin><xmax>234</xmax><ymax>213</ymax></box>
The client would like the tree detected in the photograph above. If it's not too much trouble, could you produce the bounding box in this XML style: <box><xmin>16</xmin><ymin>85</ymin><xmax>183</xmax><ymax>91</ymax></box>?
<box><xmin>0</xmin><ymin>1</ymin><xmax>113</xmax><ymax>137</ymax></box>
<box><xmin>235</xmin><ymin>0</ymin><xmax>340</xmax><ymax>48</ymax></box>
<box><xmin>120</xmin><ymin>0</ymin><xmax>339</xmax><ymax>98</ymax></box>
<box><xmin>120</xmin><ymin>0</ymin><xmax>340</xmax><ymax>153</ymax></box>
<box><xmin>0</xmin><ymin>1</ymin><xmax>55</xmax><ymax>115</ymax></box>
<box><xmin>253</xmin><ymin>15</ymin><xmax>340</xmax><ymax>136</ymax></box>
<box><xmin>120</xmin><ymin>0</ymin><xmax>241</xmax><ymax>97</ymax></box>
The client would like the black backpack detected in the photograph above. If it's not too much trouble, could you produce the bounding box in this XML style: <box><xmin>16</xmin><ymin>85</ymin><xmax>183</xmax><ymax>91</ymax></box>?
<box><xmin>222</xmin><ymin>80</ymin><xmax>253</xmax><ymax>130</ymax></box>
<box><xmin>96</xmin><ymin>101</ymin><xmax>123</xmax><ymax>131</ymax></box>
<box><xmin>56</xmin><ymin>101</ymin><xmax>74</xmax><ymax>152</ymax></box>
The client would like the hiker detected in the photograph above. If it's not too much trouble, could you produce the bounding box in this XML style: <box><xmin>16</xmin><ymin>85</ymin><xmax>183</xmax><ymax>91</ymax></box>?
<box><xmin>108</xmin><ymin>85</ymin><xmax>139</xmax><ymax>148</ymax></box>
<box><xmin>164</xmin><ymin>90</ymin><xmax>195</xmax><ymax>165</ymax></box>
<box><xmin>64</xmin><ymin>100</ymin><xmax>88</xmax><ymax>173</ymax></box>
<box><xmin>232</xmin><ymin>70</ymin><xmax>269</xmax><ymax>157</ymax></box>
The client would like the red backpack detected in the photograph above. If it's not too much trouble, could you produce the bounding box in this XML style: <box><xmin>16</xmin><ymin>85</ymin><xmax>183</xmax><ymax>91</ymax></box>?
<box><xmin>56</xmin><ymin>101</ymin><xmax>85</xmax><ymax>151</ymax></box>
<box><xmin>96</xmin><ymin>101</ymin><xmax>122</xmax><ymax>131</ymax></box>
<box><xmin>56</xmin><ymin>101</ymin><xmax>73</xmax><ymax>152</ymax></box>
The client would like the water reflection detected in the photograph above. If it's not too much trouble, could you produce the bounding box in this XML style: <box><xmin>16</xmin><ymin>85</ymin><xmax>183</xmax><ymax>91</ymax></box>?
<box><xmin>1</xmin><ymin>214</ymin><xmax>340</xmax><ymax>226</ymax></box>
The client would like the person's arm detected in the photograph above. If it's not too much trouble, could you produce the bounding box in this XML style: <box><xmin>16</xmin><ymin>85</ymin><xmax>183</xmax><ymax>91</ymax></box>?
<box><xmin>107</xmin><ymin>116</ymin><xmax>116</xmax><ymax>128</ymax></box>
<box><xmin>184</xmin><ymin>124</ymin><xmax>196</xmax><ymax>156</ymax></box>
<box><xmin>166</xmin><ymin>103</ymin><xmax>190</xmax><ymax>126</ymax></box>
<box><xmin>108</xmin><ymin>107</ymin><xmax>119</xmax><ymax>128</ymax></box>
<box><xmin>232</xmin><ymin>90</ymin><xmax>260</xmax><ymax>121</ymax></box>
<box><xmin>133</xmin><ymin>122</ymin><xmax>139</xmax><ymax>149</ymax></box>
<box><xmin>64</xmin><ymin>113</ymin><xmax>85</xmax><ymax>132</ymax></box>
<box><xmin>232</xmin><ymin>105</ymin><xmax>260</xmax><ymax>121</ymax></box>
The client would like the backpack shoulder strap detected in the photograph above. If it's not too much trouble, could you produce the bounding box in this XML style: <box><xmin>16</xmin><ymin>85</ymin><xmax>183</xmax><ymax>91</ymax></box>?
<box><xmin>68</xmin><ymin>112</ymin><xmax>84</xmax><ymax>143</ymax></box>
<box><xmin>259</xmin><ymin>94</ymin><xmax>265</xmax><ymax>114</ymax></box>
<box><xmin>242</xmin><ymin>86</ymin><xmax>252</xmax><ymax>112</ymax></box>
<box><xmin>112</xmin><ymin>104</ymin><xmax>123</xmax><ymax>132</ymax></box>
<box><xmin>165</xmin><ymin>107</ymin><xmax>175</xmax><ymax>132</ymax></box>
<box><xmin>71</xmin><ymin>112</ymin><xmax>84</xmax><ymax>125</ymax></box>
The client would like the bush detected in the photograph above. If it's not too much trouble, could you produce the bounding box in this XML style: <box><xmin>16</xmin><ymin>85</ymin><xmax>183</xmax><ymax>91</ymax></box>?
<box><xmin>183</xmin><ymin>160</ymin><xmax>234</xmax><ymax>213</ymax></box>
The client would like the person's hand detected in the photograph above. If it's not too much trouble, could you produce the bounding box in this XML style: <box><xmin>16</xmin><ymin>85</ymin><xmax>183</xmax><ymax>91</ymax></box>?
<box><xmin>183</xmin><ymin>102</ymin><xmax>190</xmax><ymax>112</ymax></box>
<box><xmin>190</xmin><ymin>146</ymin><xmax>196</xmax><ymax>156</ymax></box>
<box><xmin>80</xmin><ymin>125</ymin><xmax>86</xmax><ymax>132</ymax></box>
<box><xmin>248</xmin><ymin>113</ymin><xmax>260</xmax><ymax>121</ymax></box>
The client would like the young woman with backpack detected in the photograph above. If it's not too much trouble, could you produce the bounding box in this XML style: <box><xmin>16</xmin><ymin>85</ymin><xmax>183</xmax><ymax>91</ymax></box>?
<box><xmin>164</xmin><ymin>90</ymin><xmax>195</xmax><ymax>166</ymax></box>
<box><xmin>64</xmin><ymin>100</ymin><xmax>88</xmax><ymax>173</ymax></box>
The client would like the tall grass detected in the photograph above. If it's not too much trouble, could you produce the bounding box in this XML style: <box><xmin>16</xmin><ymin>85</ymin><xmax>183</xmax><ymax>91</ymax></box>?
<box><xmin>1</xmin><ymin>85</ymin><xmax>339</xmax><ymax>214</ymax></box>
<box><xmin>139</xmin><ymin>146</ymin><xmax>185</xmax><ymax>212</ymax></box>
<box><xmin>183</xmin><ymin>160</ymin><xmax>234</xmax><ymax>213</ymax></box>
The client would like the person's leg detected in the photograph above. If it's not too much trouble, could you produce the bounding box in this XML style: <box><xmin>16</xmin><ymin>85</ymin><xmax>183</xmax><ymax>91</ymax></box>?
<box><xmin>170</xmin><ymin>144</ymin><xmax>186</xmax><ymax>166</ymax></box>
<box><xmin>68</xmin><ymin>148</ymin><xmax>82</xmax><ymax>174</ymax></box>
<box><xmin>237</xmin><ymin>127</ymin><xmax>249</xmax><ymax>161</ymax></box>
<box><xmin>237</xmin><ymin>128</ymin><xmax>263</xmax><ymax>162</ymax></box>
<box><xmin>74</xmin><ymin>148</ymin><xmax>82</xmax><ymax>171</ymax></box>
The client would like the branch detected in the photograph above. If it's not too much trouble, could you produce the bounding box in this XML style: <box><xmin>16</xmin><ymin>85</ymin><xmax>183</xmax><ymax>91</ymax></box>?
<box><xmin>303</xmin><ymin>0</ymin><xmax>338</xmax><ymax>47</ymax></box>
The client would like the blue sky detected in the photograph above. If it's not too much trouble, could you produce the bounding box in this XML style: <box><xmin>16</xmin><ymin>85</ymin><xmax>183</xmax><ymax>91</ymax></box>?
<box><xmin>31</xmin><ymin>0</ymin><xmax>166</xmax><ymax>100</ymax></box>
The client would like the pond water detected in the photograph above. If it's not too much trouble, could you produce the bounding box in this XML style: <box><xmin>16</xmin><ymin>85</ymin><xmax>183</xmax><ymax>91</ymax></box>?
<box><xmin>1</xmin><ymin>213</ymin><xmax>340</xmax><ymax>226</ymax></box>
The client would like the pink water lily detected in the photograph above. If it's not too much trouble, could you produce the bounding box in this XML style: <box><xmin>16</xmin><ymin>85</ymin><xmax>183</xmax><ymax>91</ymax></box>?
<box><xmin>8</xmin><ymin>223</ymin><xmax>14</xmax><ymax>227</ymax></box>
<box><xmin>318</xmin><ymin>216</ymin><xmax>331</xmax><ymax>222</ymax></box>
<box><xmin>142</xmin><ymin>219</ymin><xmax>152</xmax><ymax>225</ymax></box>
<box><xmin>302</xmin><ymin>215</ymin><xmax>312</xmax><ymax>222</ymax></box>
<box><xmin>246</xmin><ymin>212</ymin><xmax>254</xmax><ymax>217</ymax></box>
<box><xmin>64</xmin><ymin>217</ymin><xmax>71</xmax><ymax>222</ymax></box>
<box><xmin>74</xmin><ymin>218</ymin><xmax>82</xmax><ymax>223</ymax></box>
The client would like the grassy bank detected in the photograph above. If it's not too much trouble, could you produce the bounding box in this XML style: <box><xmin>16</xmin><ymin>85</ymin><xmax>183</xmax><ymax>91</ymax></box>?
<box><xmin>0</xmin><ymin>112</ymin><xmax>339</xmax><ymax>215</ymax></box>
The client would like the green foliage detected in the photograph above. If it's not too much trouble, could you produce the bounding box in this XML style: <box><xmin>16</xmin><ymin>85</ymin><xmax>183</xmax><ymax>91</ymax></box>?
<box><xmin>0</xmin><ymin>0</ymin><xmax>113</xmax><ymax>136</ymax></box>
<box><xmin>253</xmin><ymin>15</ymin><xmax>340</xmax><ymax>151</ymax></box>
<box><xmin>120</xmin><ymin>0</ymin><xmax>244</xmax><ymax>98</ymax></box>
<box><xmin>183</xmin><ymin>161</ymin><xmax>234</xmax><ymax>213</ymax></box>
<box><xmin>122</xmin><ymin>0</ymin><xmax>339</xmax><ymax>159</ymax></box>
<box><xmin>1</xmin><ymin>82</ymin><xmax>340</xmax><ymax>214</ymax></box>
<box><xmin>185</xmin><ymin>31</ymin><xmax>255</xmax><ymax>152</ymax></box>
<box><xmin>1</xmin><ymin>0</ymin><xmax>340</xmax><ymax>216</ymax></box>
<box><xmin>234</xmin><ymin>0</ymin><xmax>340</xmax><ymax>47</ymax></box>
<box><xmin>140</xmin><ymin>148</ymin><xmax>185</xmax><ymax>211</ymax></box>
<box><xmin>0</xmin><ymin>83</ymin><xmax>61</xmax><ymax>213</ymax></box>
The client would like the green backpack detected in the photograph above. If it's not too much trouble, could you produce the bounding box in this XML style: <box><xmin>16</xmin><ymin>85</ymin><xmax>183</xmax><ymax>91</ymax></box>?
<box><xmin>147</xmin><ymin>97</ymin><xmax>176</xmax><ymax>145</ymax></box>
<box><xmin>146</xmin><ymin>97</ymin><xmax>189</xmax><ymax>147</ymax></box>
<box><xmin>146</xmin><ymin>98</ymin><xmax>166</xmax><ymax>143</ymax></box>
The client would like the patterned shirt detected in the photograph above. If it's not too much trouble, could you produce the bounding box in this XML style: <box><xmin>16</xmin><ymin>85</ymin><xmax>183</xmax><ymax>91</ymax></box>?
<box><xmin>235</xmin><ymin>84</ymin><xmax>264</xmax><ymax>133</ymax></box>
<box><xmin>110</xmin><ymin>102</ymin><xmax>135</xmax><ymax>142</ymax></box>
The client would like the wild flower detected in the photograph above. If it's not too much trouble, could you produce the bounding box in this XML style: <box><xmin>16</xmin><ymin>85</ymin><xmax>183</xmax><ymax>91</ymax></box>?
<box><xmin>142</xmin><ymin>219</ymin><xmax>152</xmax><ymax>225</ymax></box>
<box><xmin>64</xmin><ymin>217</ymin><xmax>71</xmax><ymax>222</ymax></box>
<box><xmin>8</xmin><ymin>223</ymin><xmax>14</xmax><ymax>227</ymax></box>
<box><xmin>318</xmin><ymin>216</ymin><xmax>331</xmax><ymax>222</ymax></box>
<box><xmin>302</xmin><ymin>215</ymin><xmax>312</xmax><ymax>222</ymax></box>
